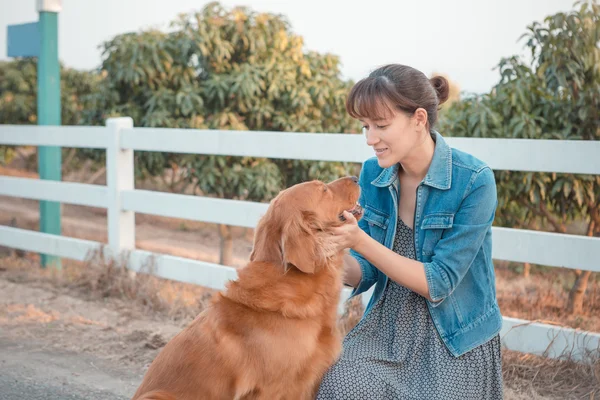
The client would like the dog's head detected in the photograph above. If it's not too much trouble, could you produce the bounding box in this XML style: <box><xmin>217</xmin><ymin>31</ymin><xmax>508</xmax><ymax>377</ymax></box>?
<box><xmin>250</xmin><ymin>176</ymin><xmax>363</xmax><ymax>274</ymax></box>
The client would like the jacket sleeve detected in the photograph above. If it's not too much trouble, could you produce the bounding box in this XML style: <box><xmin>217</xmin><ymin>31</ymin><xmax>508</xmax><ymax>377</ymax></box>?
<box><xmin>423</xmin><ymin>166</ymin><xmax>498</xmax><ymax>307</ymax></box>
<box><xmin>349</xmin><ymin>165</ymin><xmax>379</xmax><ymax>298</ymax></box>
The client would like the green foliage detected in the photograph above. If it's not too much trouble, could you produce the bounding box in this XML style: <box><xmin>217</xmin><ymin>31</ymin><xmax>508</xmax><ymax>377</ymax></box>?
<box><xmin>0</xmin><ymin>60</ymin><xmax>101</xmax><ymax>167</ymax></box>
<box><xmin>439</xmin><ymin>0</ymin><xmax>600</xmax><ymax>234</ymax></box>
<box><xmin>0</xmin><ymin>59</ymin><xmax>101</xmax><ymax>126</ymax></box>
<box><xmin>189</xmin><ymin>156</ymin><xmax>282</xmax><ymax>200</ymax></box>
<box><xmin>0</xmin><ymin>60</ymin><xmax>38</xmax><ymax>125</ymax></box>
<box><xmin>81</xmin><ymin>1</ymin><xmax>359</xmax><ymax>201</ymax></box>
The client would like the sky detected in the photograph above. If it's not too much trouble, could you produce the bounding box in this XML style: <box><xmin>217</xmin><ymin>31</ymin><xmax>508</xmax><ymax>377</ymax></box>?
<box><xmin>0</xmin><ymin>0</ymin><xmax>578</xmax><ymax>94</ymax></box>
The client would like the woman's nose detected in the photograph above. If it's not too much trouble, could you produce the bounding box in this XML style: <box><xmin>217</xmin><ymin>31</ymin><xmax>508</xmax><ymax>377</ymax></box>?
<box><xmin>365</xmin><ymin>130</ymin><xmax>379</xmax><ymax>146</ymax></box>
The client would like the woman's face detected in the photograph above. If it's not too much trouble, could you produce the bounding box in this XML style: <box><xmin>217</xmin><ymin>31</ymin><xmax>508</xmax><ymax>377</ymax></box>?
<box><xmin>359</xmin><ymin>107</ymin><xmax>428</xmax><ymax>169</ymax></box>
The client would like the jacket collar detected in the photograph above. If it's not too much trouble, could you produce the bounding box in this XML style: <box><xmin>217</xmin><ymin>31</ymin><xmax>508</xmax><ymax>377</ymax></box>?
<box><xmin>371</xmin><ymin>131</ymin><xmax>452</xmax><ymax>190</ymax></box>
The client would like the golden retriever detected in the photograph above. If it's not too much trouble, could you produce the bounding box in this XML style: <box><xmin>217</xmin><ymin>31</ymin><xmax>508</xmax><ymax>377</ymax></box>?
<box><xmin>131</xmin><ymin>176</ymin><xmax>363</xmax><ymax>400</ymax></box>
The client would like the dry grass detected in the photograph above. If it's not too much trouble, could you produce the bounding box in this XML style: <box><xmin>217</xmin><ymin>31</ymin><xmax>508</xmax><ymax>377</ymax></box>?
<box><xmin>496</xmin><ymin>263</ymin><xmax>600</xmax><ymax>332</ymax></box>
<box><xmin>71</xmin><ymin>250</ymin><xmax>219</xmax><ymax>321</ymax></box>
<box><xmin>338</xmin><ymin>294</ymin><xmax>364</xmax><ymax>335</ymax></box>
<box><xmin>0</xmin><ymin>252</ymin><xmax>217</xmax><ymax>323</ymax></box>
<box><xmin>502</xmin><ymin>350</ymin><xmax>599</xmax><ymax>399</ymax></box>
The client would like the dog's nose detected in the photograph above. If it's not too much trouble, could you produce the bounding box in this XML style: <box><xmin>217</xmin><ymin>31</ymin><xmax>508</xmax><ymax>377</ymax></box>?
<box><xmin>350</xmin><ymin>176</ymin><xmax>358</xmax><ymax>184</ymax></box>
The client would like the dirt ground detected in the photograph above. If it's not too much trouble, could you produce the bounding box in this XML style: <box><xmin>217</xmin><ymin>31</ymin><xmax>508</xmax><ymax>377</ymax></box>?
<box><xmin>0</xmin><ymin>273</ymin><xmax>183</xmax><ymax>371</ymax></box>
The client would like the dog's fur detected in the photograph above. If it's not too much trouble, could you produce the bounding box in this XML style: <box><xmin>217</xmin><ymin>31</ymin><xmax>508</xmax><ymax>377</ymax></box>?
<box><xmin>132</xmin><ymin>177</ymin><xmax>362</xmax><ymax>400</ymax></box>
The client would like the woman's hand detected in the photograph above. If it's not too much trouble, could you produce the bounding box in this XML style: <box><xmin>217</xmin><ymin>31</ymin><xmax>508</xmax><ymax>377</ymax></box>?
<box><xmin>330</xmin><ymin>211</ymin><xmax>366</xmax><ymax>252</ymax></box>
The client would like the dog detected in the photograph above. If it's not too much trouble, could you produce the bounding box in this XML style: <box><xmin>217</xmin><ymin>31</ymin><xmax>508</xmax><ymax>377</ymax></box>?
<box><xmin>132</xmin><ymin>176</ymin><xmax>363</xmax><ymax>400</ymax></box>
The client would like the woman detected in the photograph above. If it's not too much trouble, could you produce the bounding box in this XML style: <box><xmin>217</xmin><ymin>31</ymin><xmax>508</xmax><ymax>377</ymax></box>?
<box><xmin>317</xmin><ymin>64</ymin><xmax>503</xmax><ymax>399</ymax></box>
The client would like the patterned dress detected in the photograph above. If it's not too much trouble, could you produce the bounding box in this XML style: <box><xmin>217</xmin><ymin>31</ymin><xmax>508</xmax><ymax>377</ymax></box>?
<box><xmin>316</xmin><ymin>216</ymin><xmax>504</xmax><ymax>399</ymax></box>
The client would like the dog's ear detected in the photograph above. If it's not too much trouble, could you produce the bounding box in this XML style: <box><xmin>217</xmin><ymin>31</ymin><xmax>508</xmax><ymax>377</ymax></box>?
<box><xmin>250</xmin><ymin>197</ymin><xmax>286</xmax><ymax>264</ymax></box>
<box><xmin>250</xmin><ymin>213</ymin><xmax>282</xmax><ymax>264</ymax></box>
<box><xmin>281</xmin><ymin>211</ymin><xmax>320</xmax><ymax>274</ymax></box>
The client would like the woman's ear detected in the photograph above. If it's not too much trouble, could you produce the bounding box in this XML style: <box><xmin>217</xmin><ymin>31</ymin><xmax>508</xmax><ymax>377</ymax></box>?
<box><xmin>413</xmin><ymin>108</ymin><xmax>428</xmax><ymax>130</ymax></box>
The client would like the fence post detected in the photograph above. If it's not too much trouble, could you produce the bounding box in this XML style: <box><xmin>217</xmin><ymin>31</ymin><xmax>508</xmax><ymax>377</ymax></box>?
<box><xmin>37</xmin><ymin>1</ymin><xmax>62</xmax><ymax>269</ymax></box>
<box><xmin>106</xmin><ymin>117</ymin><xmax>135</xmax><ymax>261</ymax></box>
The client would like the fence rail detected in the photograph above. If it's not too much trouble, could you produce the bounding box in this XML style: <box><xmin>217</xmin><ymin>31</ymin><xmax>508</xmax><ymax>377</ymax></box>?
<box><xmin>0</xmin><ymin>125</ymin><xmax>108</xmax><ymax>148</ymax></box>
<box><xmin>1</xmin><ymin>119</ymin><xmax>599</xmax><ymax>361</ymax></box>
<box><xmin>3</xmin><ymin>124</ymin><xmax>600</xmax><ymax>174</ymax></box>
<box><xmin>0</xmin><ymin>176</ymin><xmax>108</xmax><ymax>207</ymax></box>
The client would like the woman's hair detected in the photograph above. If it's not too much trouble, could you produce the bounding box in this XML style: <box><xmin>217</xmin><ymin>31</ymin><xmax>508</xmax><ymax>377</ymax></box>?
<box><xmin>346</xmin><ymin>64</ymin><xmax>450</xmax><ymax>129</ymax></box>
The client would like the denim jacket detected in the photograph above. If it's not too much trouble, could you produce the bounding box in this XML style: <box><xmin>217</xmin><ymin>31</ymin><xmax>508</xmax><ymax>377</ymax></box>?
<box><xmin>349</xmin><ymin>131</ymin><xmax>503</xmax><ymax>357</ymax></box>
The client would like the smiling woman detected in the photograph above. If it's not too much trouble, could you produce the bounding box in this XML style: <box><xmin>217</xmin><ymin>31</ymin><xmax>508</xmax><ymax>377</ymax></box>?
<box><xmin>318</xmin><ymin>64</ymin><xmax>504</xmax><ymax>400</ymax></box>
<box><xmin>349</xmin><ymin>65</ymin><xmax>449</xmax><ymax>170</ymax></box>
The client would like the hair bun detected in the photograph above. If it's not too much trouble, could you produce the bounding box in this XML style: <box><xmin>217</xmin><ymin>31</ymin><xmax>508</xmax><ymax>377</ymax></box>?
<box><xmin>430</xmin><ymin>75</ymin><xmax>450</xmax><ymax>105</ymax></box>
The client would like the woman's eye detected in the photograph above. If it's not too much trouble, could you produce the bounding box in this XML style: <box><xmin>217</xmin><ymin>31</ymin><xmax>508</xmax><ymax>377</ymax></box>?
<box><xmin>377</xmin><ymin>125</ymin><xmax>388</xmax><ymax>129</ymax></box>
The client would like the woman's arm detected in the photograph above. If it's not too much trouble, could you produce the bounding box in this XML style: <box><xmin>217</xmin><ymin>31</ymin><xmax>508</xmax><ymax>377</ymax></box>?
<box><xmin>333</xmin><ymin>211</ymin><xmax>432</xmax><ymax>299</ymax></box>
<box><xmin>353</xmin><ymin>232</ymin><xmax>431</xmax><ymax>299</ymax></box>
<box><xmin>342</xmin><ymin>251</ymin><xmax>362</xmax><ymax>288</ymax></box>
<box><xmin>333</xmin><ymin>167</ymin><xmax>498</xmax><ymax>304</ymax></box>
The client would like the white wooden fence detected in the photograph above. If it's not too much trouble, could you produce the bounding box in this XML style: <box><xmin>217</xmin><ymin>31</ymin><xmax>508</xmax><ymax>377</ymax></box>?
<box><xmin>1</xmin><ymin>117</ymin><xmax>600</xmax><ymax>361</ymax></box>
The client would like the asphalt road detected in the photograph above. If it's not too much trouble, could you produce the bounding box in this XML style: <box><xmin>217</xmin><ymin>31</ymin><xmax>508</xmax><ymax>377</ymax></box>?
<box><xmin>0</xmin><ymin>337</ymin><xmax>141</xmax><ymax>400</ymax></box>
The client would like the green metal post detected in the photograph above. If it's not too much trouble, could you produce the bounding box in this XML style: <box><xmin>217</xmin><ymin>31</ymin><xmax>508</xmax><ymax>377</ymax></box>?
<box><xmin>37</xmin><ymin>10</ymin><xmax>62</xmax><ymax>269</ymax></box>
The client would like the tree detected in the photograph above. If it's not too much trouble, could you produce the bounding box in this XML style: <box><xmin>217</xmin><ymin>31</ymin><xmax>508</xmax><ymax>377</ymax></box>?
<box><xmin>83</xmin><ymin>1</ymin><xmax>360</xmax><ymax>265</ymax></box>
<box><xmin>439</xmin><ymin>0</ymin><xmax>599</xmax><ymax>313</ymax></box>
<box><xmin>0</xmin><ymin>59</ymin><xmax>101</xmax><ymax>169</ymax></box>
